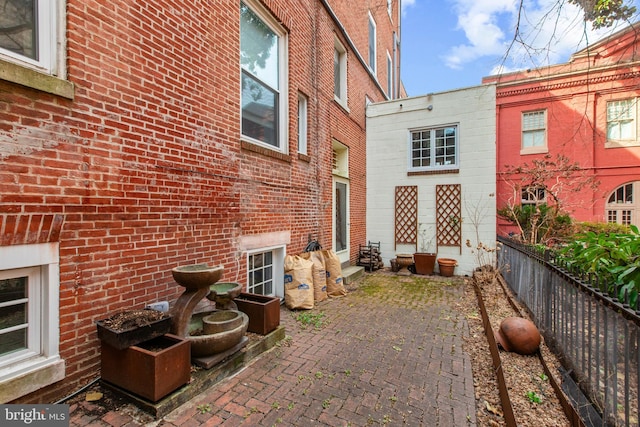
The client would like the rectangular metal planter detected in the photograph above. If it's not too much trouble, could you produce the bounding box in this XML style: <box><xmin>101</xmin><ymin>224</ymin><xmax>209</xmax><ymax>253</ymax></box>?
<box><xmin>101</xmin><ymin>334</ymin><xmax>190</xmax><ymax>402</ymax></box>
<box><xmin>96</xmin><ymin>314</ymin><xmax>172</xmax><ymax>350</ymax></box>
<box><xmin>235</xmin><ymin>293</ymin><xmax>280</xmax><ymax>335</ymax></box>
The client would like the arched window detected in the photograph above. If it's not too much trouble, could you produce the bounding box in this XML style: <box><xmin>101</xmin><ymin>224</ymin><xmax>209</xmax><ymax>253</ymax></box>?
<box><xmin>606</xmin><ymin>182</ymin><xmax>639</xmax><ymax>226</ymax></box>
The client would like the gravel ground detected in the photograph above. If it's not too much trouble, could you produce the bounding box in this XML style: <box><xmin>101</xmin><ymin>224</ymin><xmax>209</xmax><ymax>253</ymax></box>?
<box><xmin>462</xmin><ymin>268</ymin><xmax>571</xmax><ymax>426</ymax></box>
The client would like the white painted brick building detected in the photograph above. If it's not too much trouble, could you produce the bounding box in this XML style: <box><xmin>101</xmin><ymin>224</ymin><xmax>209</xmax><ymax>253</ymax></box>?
<box><xmin>365</xmin><ymin>84</ymin><xmax>497</xmax><ymax>276</ymax></box>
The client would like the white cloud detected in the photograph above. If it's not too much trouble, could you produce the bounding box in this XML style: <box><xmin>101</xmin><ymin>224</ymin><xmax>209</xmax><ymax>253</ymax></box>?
<box><xmin>402</xmin><ymin>0</ymin><xmax>417</xmax><ymax>16</ymax></box>
<box><xmin>443</xmin><ymin>0</ymin><xmax>517</xmax><ymax>69</ymax></box>
<box><xmin>443</xmin><ymin>0</ymin><xmax>636</xmax><ymax>72</ymax></box>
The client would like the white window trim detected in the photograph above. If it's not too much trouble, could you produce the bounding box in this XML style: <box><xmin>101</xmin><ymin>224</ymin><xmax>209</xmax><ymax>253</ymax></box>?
<box><xmin>606</xmin><ymin>182</ymin><xmax>639</xmax><ymax>226</ymax></box>
<box><xmin>332</xmin><ymin>139</ymin><xmax>349</xmax><ymax>178</ymax></box>
<box><xmin>387</xmin><ymin>0</ymin><xmax>393</xmax><ymax>19</ymax></box>
<box><xmin>407</xmin><ymin>124</ymin><xmax>459</xmax><ymax>172</ymax></box>
<box><xmin>334</xmin><ymin>37</ymin><xmax>348</xmax><ymax>109</ymax></box>
<box><xmin>246</xmin><ymin>246</ymin><xmax>285</xmax><ymax>298</ymax></box>
<box><xmin>240</xmin><ymin>0</ymin><xmax>289</xmax><ymax>154</ymax></box>
<box><xmin>0</xmin><ymin>1</ymin><xmax>72</xmax><ymax>99</ymax></box>
<box><xmin>368</xmin><ymin>12</ymin><xmax>377</xmax><ymax>74</ymax></box>
<box><xmin>0</xmin><ymin>242</ymin><xmax>64</xmax><ymax>403</ymax></box>
<box><xmin>521</xmin><ymin>186</ymin><xmax>546</xmax><ymax>206</ymax></box>
<box><xmin>386</xmin><ymin>51</ymin><xmax>393</xmax><ymax>98</ymax></box>
<box><xmin>0</xmin><ymin>0</ymin><xmax>58</xmax><ymax>75</ymax></box>
<box><xmin>298</xmin><ymin>93</ymin><xmax>308</xmax><ymax>155</ymax></box>
<box><xmin>520</xmin><ymin>110</ymin><xmax>548</xmax><ymax>155</ymax></box>
<box><xmin>605</xmin><ymin>98</ymin><xmax>640</xmax><ymax>148</ymax></box>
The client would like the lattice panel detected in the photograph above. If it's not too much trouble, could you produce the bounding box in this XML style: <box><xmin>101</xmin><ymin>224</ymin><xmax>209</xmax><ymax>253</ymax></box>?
<box><xmin>436</xmin><ymin>184</ymin><xmax>461</xmax><ymax>251</ymax></box>
<box><xmin>395</xmin><ymin>186</ymin><xmax>418</xmax><ymax>249</ymax></box>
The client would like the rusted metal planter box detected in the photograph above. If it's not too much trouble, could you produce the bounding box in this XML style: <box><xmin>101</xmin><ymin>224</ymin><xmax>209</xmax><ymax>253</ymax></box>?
<box><xmin>235</xmin><ymin>293</ymin><xmax>280</xmax><ymax>335</ymax></box>
<box><xmin>101</xmin><ymin>334</ymin><xmax>190</xmax><ymax>402</ymax></box>
<box><xmin>96</xmin><ymin>314</ymin><xmax>171</xmax><ymax>350</ymax></box>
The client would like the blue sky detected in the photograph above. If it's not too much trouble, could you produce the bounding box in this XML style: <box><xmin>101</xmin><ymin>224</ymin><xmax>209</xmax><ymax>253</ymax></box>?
<box><xmin>400</xmin><ymin>0</ymin><xmax>640</xmax><ymax>96</ymax></box>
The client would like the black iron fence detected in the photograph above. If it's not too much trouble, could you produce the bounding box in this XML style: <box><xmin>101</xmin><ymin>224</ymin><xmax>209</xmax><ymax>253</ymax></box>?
<box><xmin>497</xmin><ymin>236</ymin><xmax>639</xmax><ymax>427</ymax></box>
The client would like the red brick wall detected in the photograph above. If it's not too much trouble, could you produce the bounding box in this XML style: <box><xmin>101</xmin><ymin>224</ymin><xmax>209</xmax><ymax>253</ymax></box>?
<box><xmin>490</xmin><ymin>52</ymin><xmax>640</xmax><ymax>236</ymax></box>
<box><xmin>0</xmin><ymin>0</ymin><xmax>398</xmax><ymax>402</ymax></box>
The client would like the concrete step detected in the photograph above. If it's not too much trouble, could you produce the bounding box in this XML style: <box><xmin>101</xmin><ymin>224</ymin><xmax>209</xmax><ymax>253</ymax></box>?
<box><xmin>342</xmin><ymin>265</ymin><xmax>365</xmax><ymax>285</ymax></box>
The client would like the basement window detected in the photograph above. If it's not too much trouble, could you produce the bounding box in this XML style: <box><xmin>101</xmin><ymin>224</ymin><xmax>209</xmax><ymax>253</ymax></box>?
<box><xmin>0</xmin><ymin>243</ymin><xmax>64</xmax><ymax>402</ymax></box>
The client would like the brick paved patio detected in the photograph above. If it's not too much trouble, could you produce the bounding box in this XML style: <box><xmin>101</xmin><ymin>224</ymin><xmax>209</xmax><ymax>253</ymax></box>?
<box><xmin>70</xmin><ymin>273</ymin><xmax>477</xmax><ymax>426</ymax></box>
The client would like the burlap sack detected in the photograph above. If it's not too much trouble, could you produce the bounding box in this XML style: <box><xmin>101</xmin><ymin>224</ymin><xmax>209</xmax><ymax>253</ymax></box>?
<box><xmin>321</xmin><ymin>249</ymin><xmax>347</xmax><ymax>297</ymax></box>
<box><xmin>284</xmin><ymin>255</ymin><xmax>315</xmax><ymax>309</ymax></box>
<box><xmin>300</xmin><ymin>251</ymin><xmax>328</xmax><ymax>302</ymax></box>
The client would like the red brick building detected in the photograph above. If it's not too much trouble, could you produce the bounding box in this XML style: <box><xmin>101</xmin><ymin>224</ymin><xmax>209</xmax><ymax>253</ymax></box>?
<box><xmin>484</xmin><ymin>24</ymin><xmax>640</xmax><ymax>236</ymax></box>
<box><xmin>0</xmin><ymin>0</ymin><xmax>401</xmax><ymax>403</ymax></box>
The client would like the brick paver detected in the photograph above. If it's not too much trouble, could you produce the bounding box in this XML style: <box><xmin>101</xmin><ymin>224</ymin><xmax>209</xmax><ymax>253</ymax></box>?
<box><xmin>159</xmin><ymin>273</ymin><xmax>476</xmax><ymax>426</ymax></box>
<box><xmin>73</xmin><ymin>273</ymin><xmax>477</xmax><ymax>426</ymax></box>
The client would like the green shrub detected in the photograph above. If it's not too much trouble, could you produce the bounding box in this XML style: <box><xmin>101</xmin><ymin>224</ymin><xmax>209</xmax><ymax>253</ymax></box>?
<box><xmin>497</xmin><ymin>203</ymin><xmax>573</xmax><ymax>245</ymax></box>
<box><xmin>573</xmin><ymin>221</ymin><xmax>631</xmax><ymax>236</ymax></box>
<box><xmin>559</xmin><ymin>225</ymin><xmax>640</xmax><ymax>307</ymax></box>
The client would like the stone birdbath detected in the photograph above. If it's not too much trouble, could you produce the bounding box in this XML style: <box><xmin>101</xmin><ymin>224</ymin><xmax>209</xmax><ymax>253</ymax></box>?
<box><xmin>170</xmin><ymin>263</ymin><xmax>223</xmax><ymax>337</ymax></box>
<box><xmin>206</xmin><ymin>282</ymin><xmax>242</xmax><ymax>310</ymax></box>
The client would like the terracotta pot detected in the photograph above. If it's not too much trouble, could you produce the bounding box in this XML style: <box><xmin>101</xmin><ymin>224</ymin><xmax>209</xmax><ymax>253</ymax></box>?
<box><xmin>437</xmin><ymin>258</ymin><xmax>457</xmax><ymax>277</ymax></box>
<box><xmin>413</xmin><ymin>253</ymin><xmax>437</xmax><ymax>275</ymax></box>
<box><xmin>495</xmin><ymin>317</ymin><xmax>541</xmax><ymax>355</ymax></box>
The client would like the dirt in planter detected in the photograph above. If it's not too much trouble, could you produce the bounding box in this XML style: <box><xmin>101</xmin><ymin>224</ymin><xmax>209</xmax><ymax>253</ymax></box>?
<box><xmin>99</xmin><ymin>309</ymin><xmax>168</xmax><ymax>332</ymax></box>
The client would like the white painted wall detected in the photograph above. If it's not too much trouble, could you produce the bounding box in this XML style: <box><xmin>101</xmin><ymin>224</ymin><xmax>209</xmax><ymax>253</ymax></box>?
<box><xmin>365</xmin><ymin>84</ymin><xmax>497</xmax><ymax>276</ymax></box>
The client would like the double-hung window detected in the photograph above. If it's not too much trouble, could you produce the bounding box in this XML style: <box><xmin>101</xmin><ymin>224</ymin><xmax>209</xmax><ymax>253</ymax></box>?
<box><xmin>409</xmin><ymin>125</ymin><xmax>458</xmax><ymax>171</ymax></box>
<box><xmin>0</xmin><ymin>0</ymin><xmax>57</xmax><ymax>74</ymax></box>
<box><xmin>240</xmin><ymin>1</ymin><xmax>287</xmax><ymax>151</ymax></box>
<box><xmin>606</xmin><ymin>99</ymin><xmax>636</xmax><ymax>143</ymax></box>
<box><xmin>386</xmin><ymin>52</ymin><xmax>393</xmax><ymax>98</ymax></box>
<box><xmin>298</xmin><ymin>93</ymin><xmax>308</xmax><ymax>155</ymax></box>
<box><xmin>334</xmin><ymin>38</ymin><xmax>347</xmax><ymax>105</ymax></box>
<box><xmin>368</xmin><ymin>12</ymin><xmax>376</xmax><ymax>73</ymax></box>
<box><xmin>521</xmin><ymin>110</ymin><xmax>547</xmax><ymax>153</ymax></box>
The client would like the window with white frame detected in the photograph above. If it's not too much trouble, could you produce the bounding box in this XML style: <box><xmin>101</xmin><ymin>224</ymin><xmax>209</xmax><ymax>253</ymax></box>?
<box><xmin>368</xmin><ymin>12</ymin><xmax>376</xmax><ymax>73</ymax></box>
<box><xmin>240</xmin><ymin>1</ymin><xmax>287</xmax><ymax>151</ymax></box>
<box><xmin>521</xmin><ymin>110</ymin><xmax>547</xmax><ymax>151</ymax></box>
<box><xmin>386</xmin><ymin>52</ymin><xmax>393</xmax><ymax>98</ymax></box>
<box><xmin>409</xmin><ymin>125</ymin><xmax>458</xmax><ymax>171</ymax></box>
<box><xmin>0</xmin><ymin>0</ymin><xmax>58</xmax><ymax>74</ymax></box>
<box><xmin>1</xmin><ymin>268</ymin><xmax>40</xmax><ymax>362</ymax></box>
<box><xmin>607</xmin><ymin>99</ymin><xmax>636</xmax><ymax>142</ymax></box>
<box><xmin>298</xmin><ymin>93</ymin><xmax>308</xmax><ymax>155</ymax></box>
<box><xmin>387</xmin><ymin>0</ymin><xmax>393</xmax><ymax>18</ymax></box>
<box><xmin>0</xmin><ymin>243</ymin><xmax>63</xmax><ymax>402</ymax></box>
<box><xmin>332</xmin><ymin>139</ymin><xmax>349</xmax><ymax>178</ymax></box>
<box><xmin>247</xmin><ymin>247</ymin><xmax>285</xmax><ymax>297</ymax></box>
<box><xmin>521</xmin><ymin>186</ymin><xmax>546</xmax><ymax>207</ymax></box>
<box><xmin>334</xmin><ymin>38</ymin><xmax>347</xmax><ymax>104</ymax></box>
<box><xmin>607</xmin><ymin>182</ymin><xmax>638</xmax><ymax>226</ymax></box>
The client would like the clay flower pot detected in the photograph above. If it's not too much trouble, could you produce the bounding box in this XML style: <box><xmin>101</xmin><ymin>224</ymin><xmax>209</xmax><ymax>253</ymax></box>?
<box><xmin>437</xmin><ymin>258</ymin><xmax>457</xmax><ymax>277</ymax></box>
<box><xmin>414</xmin><ymin>252</ymin><xmax>437</xmax><ymax>275</ymax></box>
